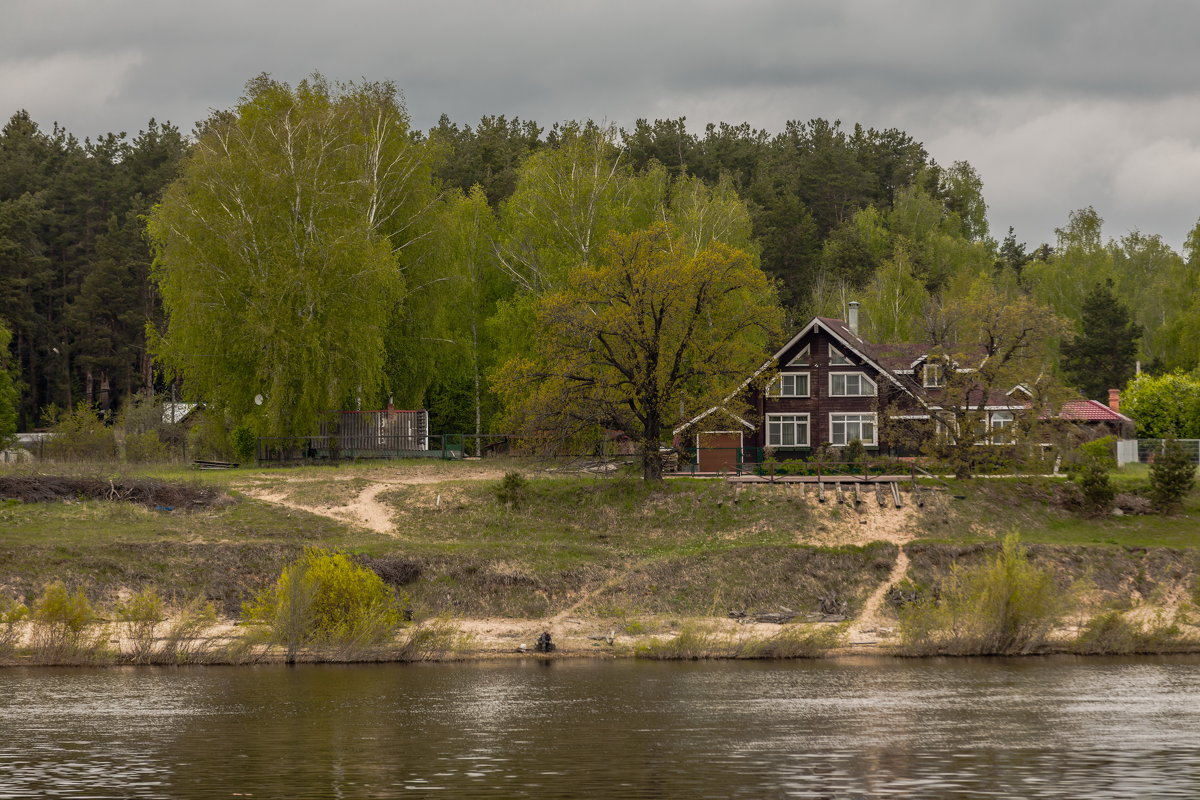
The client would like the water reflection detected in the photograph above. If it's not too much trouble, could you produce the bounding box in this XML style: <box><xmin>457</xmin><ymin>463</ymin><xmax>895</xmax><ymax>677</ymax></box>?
<box><xmin>0</xmin><ymin>657</ymin><xmax>1198</xmax><ymax>798</ymax></box>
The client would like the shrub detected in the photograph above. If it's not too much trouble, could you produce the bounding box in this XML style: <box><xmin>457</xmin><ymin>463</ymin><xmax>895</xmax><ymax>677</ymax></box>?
<box><xmin>495</xmin><ymin>471</ymin><xmax>528</xmax><ymax>508</ymax></box>
<box><xmin>395</xmin><ymin>618</ymin><xmax>465</xmax><ymax>661</ymax></box>
<box><xmin>160</xmin><ymin>597</ymin><xmax>219</xmax><ymax>664</ymax></box>
<box><xmin>244</xmin><ymin>549</ymin><xmax>404</xmax><ymax>662</ymax></box>
<box><xmin>1149</xmin><ymin>437</ymin><xmax>1196</xmax><ymax>512</ymax></box>
<box><xmin>1070</xmin><ymin>610</ymin><xmax>1193</xmax><ymax>655</ymax></box>
<box><xmin>1077</xmin><ymin>462</ymin><xmax>1115</xmax><ymax>515</ymax></box>
<box><xmin>843</xmin><ymin>438</ymin><xmax>866</xmax><ymax>466</ymax></box>
<box><xmin>897</xmin><ymin>534</ymin><xmax>1069</xmax><ymax>655</ymax></box>
<box><xmin>230</xmin><ymin>425</ymin><xmax>257</xmax><ymax>464</ymax></box>
<box><xmin>30</xmin><ymin>581</ymin><xmax>105</xmax><ymax>662</ymax></box>
<box><xmin>187</xmin><ymin>411</ymin><xmax>234</xmax><ymax>461</ymax></box>
<box><xmin>43</xmin><ymin>403</ymin><xmax>117</xmax><ymax>461</ymax></box>
<box><xmin>124</xmin><ymin>430</ymin><xmax>170</xmax><ymax>463</ymax></box>
<box><xmin>116</xmin><ymin>588</ymin><xmax>166</xmax><ymax>664</ymax></box>
<box><xmin>634</xmin><ymin>624</ymin><xmax>736</xmax><ymax>659</ymax></box>
<box><xmin>0</xmin><ymin>594</ymin><xmax>29</xmax><ymax>657</ymax></box>
<box><xmin>740</xmin><ymin>624</ymin><xmax>844</xmax><ymax>658</ymax></box>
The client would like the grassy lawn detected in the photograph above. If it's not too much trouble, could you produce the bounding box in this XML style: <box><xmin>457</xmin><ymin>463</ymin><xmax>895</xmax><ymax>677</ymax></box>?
<box><xmin>913</xmin><ymin>466</ymin><xmax>1200</xmax><ymax>549</ymax></box>
<box><xmin>2</xmin><ymin>457</ymin><xmax>1197</xmax><ymax>618</ymax></box>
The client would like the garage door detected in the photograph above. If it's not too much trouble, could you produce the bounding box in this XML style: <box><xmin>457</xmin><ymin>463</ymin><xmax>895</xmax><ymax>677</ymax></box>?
<box><xmin>697</xmin><ymin>432</ymin><xmax>742</xmax><ymax>473</ymax></box>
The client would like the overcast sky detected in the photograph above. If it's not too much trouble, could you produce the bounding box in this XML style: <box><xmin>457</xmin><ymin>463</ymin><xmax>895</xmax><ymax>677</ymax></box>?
<box><xmin>4</xmin><ymin>0</ymin><xmax>1200</xmax><ymax>250</ymax></box>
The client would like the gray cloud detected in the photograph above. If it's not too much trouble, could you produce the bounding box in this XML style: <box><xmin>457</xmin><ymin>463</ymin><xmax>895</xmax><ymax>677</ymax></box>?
<box><xmin>4</xmin><ymin>0</ymin><xmax>1200</xmax><ymax>248</ymax></box>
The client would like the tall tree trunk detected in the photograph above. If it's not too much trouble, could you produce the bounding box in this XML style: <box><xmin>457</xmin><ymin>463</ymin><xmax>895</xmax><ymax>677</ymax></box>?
<box><xmin>471</xmin><ymin>318</ymin><xmax>481</xmax><ymax>455</ymax></box>
<box><xmin>641</xmin><ymin>415</ymin><xmax>663</xmax><ymax>481</ymax></box>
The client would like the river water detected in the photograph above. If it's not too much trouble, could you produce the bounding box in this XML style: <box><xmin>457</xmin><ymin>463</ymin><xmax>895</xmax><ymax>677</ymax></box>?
<box><xmin>1</xmin><ymin>656</ymin><xmax>1198</xmax><ymax>798</ymax></box>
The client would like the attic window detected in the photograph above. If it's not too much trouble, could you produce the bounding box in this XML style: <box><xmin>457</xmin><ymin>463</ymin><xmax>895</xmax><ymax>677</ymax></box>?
<box><xmin>923</xmin><ymin>362</ymin><xmax>945</xmax><ymax>388</ymax></box>
<box><xmin>829</xmin><ymin>346</ymin><xmax>851</xmax><ymax>366</ymax></box>
<box><xmin>787</xmin><ymin>345</ymin><xmax>810</xmax><ymax>367</ymax></box>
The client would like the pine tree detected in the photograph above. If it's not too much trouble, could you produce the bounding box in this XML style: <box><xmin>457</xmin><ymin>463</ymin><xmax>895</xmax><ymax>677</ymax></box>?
<box><xmin>1149</xmin><ymin>437</ymin><xmax>1197</xmax><ymax>512</ymax></box>
<box><xmin>1061</xmin><ymin>279</ymin><xmax>1142</xmax><ymax>401</ymax></box>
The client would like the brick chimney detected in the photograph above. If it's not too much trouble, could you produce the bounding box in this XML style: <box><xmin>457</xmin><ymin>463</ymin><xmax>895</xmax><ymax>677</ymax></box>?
<box><xmin>1108</xmin><ymin>389</ymin><xmax>1120</xmax><ymax>413</ymax></box>
<box><xmin>847</xmin><ymin>301</ymin><xmax>860</xmax><ymax>335</ymax></box>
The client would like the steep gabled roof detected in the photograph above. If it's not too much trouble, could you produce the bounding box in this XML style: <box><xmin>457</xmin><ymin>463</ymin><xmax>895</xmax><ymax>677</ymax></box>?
<box><xmin>771</xmin><ymin>315</ymin><xmax>925</xmax><ymax>402</ymax></box>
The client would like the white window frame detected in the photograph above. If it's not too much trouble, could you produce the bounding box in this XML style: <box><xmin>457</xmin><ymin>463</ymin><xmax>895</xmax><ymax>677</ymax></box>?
<box><xmin>989</xmin><ymin>410</ymin><xmax>1015</xmax><ymax>444</ymax></box>
<box><xmin>766</xmin><ymin>413</ymin><xmax>810</xmax><ymax>448</ymax></box>
<box><xmin>768</xmin><ymin>372</ymin><xmax>810</xmax><ymax>398</ymax></box>
<box><xmin>787</xmin><ymin>344</ymin><xmax>811</xmax><ymax>367</ymax></box>
<box><xmin>829</xmin><ymin>412</ymin><xmax>878</xmax><ymax>447</ymax></box>
<box><xmin>829</xmin><ymin>345</ymin><xmax>851</xmax><ymax>365</ymax></box>
<box><xmin>829</xmin><ymin>371</ymin><xmax>876</xmax><ymax>397</ymax></box>
<box><xmin>922</xmin><ymin>361</ymin><xmax>945</xmax><ymax>388</ymax></box>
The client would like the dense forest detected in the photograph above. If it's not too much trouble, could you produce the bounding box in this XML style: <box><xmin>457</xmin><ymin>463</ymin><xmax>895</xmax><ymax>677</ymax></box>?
<box><xmin>2</xmin><ymin>75</ymin><xmax>1199</xmax><ymax>447</ymax></box>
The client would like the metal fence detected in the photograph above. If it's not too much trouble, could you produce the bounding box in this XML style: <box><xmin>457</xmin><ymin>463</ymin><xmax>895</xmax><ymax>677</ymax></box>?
<box><xmin>254</xmin><ymin>432</ymin><xmax>642</xmax><ymax>466</ymax></box>
<box><xmin>1129</xmin><ymin>439</ymin><xmax>1200</xmax><ymax>465</ymax></box>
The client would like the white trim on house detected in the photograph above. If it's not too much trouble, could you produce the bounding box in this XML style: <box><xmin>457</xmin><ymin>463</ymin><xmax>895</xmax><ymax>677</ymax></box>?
<box><xmin>768</xmin><ymin>317</ymin><xmax>927</xmax><ymax>405</ymax></box>
<box><xmin>922</xmin><ymin>361</ymin><xmax>945</xmax><ymax>388</ymax></box>
<box><xmin>829</xmin><ymin>371</ymin><xmax>877</xmax><ymax>397</ymax></box>
<box><xmin>829</xmin><ymin>412</ymin><xmax>878</xmax><ymax>446</ymax></box>
<box><xmin>766</xmin><ymin>413</ymin><xmax>811</xmax><ymax>448</ymax></box>
<box><xmin>674</xmin><ymin>406</ymin><xmax>756</xmax><ymax>435</ymax></box>
<box><xmin>786</xmin><ymin>344</ymin><xmax>811</xmax><ymax>366</ymax></box>
<box><xmin>829</xmin><ymin>344</ymin><xmax>852</xmax><ymax>365</ymax></box>
<box><xmin>768</xmin><ymin>371</ymin><xmax>811</xmax><ymax>398</ymax></box>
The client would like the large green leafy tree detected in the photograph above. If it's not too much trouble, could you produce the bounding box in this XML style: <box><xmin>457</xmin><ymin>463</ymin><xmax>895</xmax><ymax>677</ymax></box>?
<box><xmin>1061</xmin><ymin>279</ymin><xmax>1142</xmax><ymax>401</ymax></box>
<box><xmin>148</xmin><ymin>75</ymin><xmax>438</xmax><ymax>437</ymax></box>
<box><xmin>491</xmin><ymin>224</ymin><xmax>783</xmax><ymax>480</ymax></box>
<box><xmin>1123</xmin><ymin>373</ymin><xmax>1200</xmax><ymax>438</ymax></box>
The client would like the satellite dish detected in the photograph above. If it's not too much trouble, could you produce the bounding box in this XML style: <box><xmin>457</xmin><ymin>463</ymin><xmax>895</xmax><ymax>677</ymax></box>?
<box><xmin>254</xmin><ymin>394</ymin><xmax>264</xmax><ymax>406</ymax></box>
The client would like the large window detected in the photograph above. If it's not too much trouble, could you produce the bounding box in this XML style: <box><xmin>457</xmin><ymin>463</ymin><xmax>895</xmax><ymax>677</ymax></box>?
<box><xmin>829</xmin><ymin>372</ymin><xmax>876</xmax><ymax>397</ymax></box>
<box><xmin>989</xmin><ymin>410</ymin><xmax>1014</xmax><ymax>444</ymax></box>
<box><xmin>767</xmin><ymin>414</ymin><xmax>810</xmax><ymax>447</ymax></box>
<box><xmin>830</xmin><ymin>413</ymin><xmax>877</xmax><ymax>446</ymax></box>
<box><xmin>769</xmin><ymin>372</ymin><xmax>810</xmax><ymax>397</ymax></box>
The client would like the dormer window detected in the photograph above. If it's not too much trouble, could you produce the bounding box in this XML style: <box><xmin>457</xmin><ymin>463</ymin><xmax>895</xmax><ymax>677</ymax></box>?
<box><xmin>786</xmin><ymin>345</ymin><xmax>810</xmax><ymax>367</ymax></box>
<box><xmin>923</xmin><ymin>361</ymin><xmax>945</xmax><ymax>388</ymax></box>
<box><xmin>829</xmin><ymin>346</ymin><xmax>851</xmax><ymax>365</ymax></box>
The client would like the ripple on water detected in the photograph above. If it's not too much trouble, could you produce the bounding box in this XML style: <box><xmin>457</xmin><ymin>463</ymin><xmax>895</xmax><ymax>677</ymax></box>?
<box><xmin>0</xmin><ymin>658</ymin><xmax>1197</xmax><ymax>798</ymax></box>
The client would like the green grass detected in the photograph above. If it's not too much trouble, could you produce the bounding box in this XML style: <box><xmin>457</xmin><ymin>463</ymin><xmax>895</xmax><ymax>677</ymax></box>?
<box><xmin>4</xmin><ymin>458</ymin><xmax>1198</xmax><ymax>622</ymax></box>
<box><xmin>911</xmin><ymin>474</ymin><xmax>1200</xmax><ymax>549</ymax></box>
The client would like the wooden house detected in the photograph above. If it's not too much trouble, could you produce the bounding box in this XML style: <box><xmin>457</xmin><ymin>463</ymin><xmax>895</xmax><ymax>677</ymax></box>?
<box><xmin>675</xmin><ymin>302</ymin><xmax>1032</xmax><ymax>472</ymax></box>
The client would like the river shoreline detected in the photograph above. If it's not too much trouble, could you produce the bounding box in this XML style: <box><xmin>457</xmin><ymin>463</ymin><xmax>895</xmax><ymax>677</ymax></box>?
<box><xmin>3</xmin><ymin>612</ymin><xmax>1199</xmax><ymax>667</ymax></box>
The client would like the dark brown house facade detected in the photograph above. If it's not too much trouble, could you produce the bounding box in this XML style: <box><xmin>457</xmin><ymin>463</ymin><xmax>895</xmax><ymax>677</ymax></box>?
<box><xmin>676</xmin><ymin>302</ymin><xmax>1028</xmax><ymax>471</ymax></box>
<box><xmin>677</xmin><ymin>302</ymin><xmax>1133</xmax><ymax>473</ymax></box>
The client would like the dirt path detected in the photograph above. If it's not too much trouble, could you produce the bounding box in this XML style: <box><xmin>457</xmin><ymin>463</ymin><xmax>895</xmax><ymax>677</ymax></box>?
<box><xmin>791</xmin><ymin>497</ymin><xmax>937</xmax><ymax>645</ymax></box>
<box><xmin>237</xmin><ymin>465</ymin><xmax>510</xmax><ymax>536</ymax></box>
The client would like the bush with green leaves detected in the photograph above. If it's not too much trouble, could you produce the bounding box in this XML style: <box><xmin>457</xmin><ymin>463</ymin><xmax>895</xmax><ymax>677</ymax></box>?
<box><xmin>1149</xmin><ymin>437</ymin><xmax>1197</xmax><ymax>512</ymax></box>
<box><xmin>897</xmin><ymin>534</ymin><xmax>1069</xmax><ymax>655</ymax></box>
<box><xmin>116</xmin><ymin>588</ymin><xmax>166</xmax><ymax>663</ymax></box>
<box><xmin>230</xmin><ymin>425</ymin><xmax>257</xmax><ymax>464</ymax></box>
<box><xmin>1068</xmin><ymin>436</ymin><xmax>1116</xmax><ymax>514</ymax></box>
<box><xmin>30</xmin><ymin>581</ymin><xmax>105</xmax><ymax>662</ymax></box>
<box><xmin>43</xmin><ymin>403</ymin><xmax>117</xmax><ymax>461</ymax></box>
<box><xmin>244</xmin><ymin>549</ymin><xmax>404</xmax><ymax>661</ymax></box>
<box><xmin>1070</xmin><ymin>610</ymin><xmax>1193</xmax><ymax>655</ymax></box>
<box><xmin>0</xmin><ymin>594</ymin><xmax>29</xmax><ymax>656</ymax></box>
<box><xmin>495</xmin><ymin>471</ymin><xmax>528</xmax><ymax>507</ymax></box>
